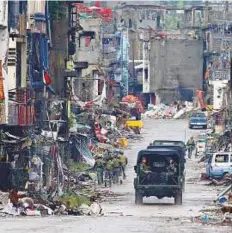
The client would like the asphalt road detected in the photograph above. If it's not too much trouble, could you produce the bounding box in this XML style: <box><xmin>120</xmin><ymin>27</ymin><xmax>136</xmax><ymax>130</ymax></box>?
<box><xmin>0</xmin><ymin>119</ymin><xmax>231</xmax><ymax>233</ymax></box>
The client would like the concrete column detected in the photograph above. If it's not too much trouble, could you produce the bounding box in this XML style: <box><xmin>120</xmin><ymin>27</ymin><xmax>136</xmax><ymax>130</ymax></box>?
<box><xmin>20</xmin><ymin>41</ymin><xmax>27</xmax><ymax>88</ymax></box>
<box><xmin>192</xmin><ymin>8</ymin><xmax>196</xmax><ymax>27</ymax></box>
<box><xmin>93</xmin><ymin>70</ymin><xmax>99</xmax><ymax>99</ymax></box>
<box><xmin>204</xmin><ymin>1</ymin><xmax>209</xmax><ymax>26</ymax></box>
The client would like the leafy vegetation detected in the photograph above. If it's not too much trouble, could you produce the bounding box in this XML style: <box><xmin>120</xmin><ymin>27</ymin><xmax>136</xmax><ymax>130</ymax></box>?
<box><xmin>70</xmin><ymin>162</ymin><xmax>89</xmax><ymax>173</ymax></box>
<box><xmin>48</xmin><ymin>0</ymin><xmax>67</xmax><ymax>21</ymax></box>
<box><xmin>68</xmin><ymin>113</ymin><xmax>76</xmax><ymax>128</ymax></box>
<box><xmin>165</xmin><ymin>12</ymin><xmax>184</xmax><ymax>30</ymax></box>
<box><xmin>59</xmin><ymin>192</ymin><xmax>91</xmax><ymax>208</ymax></box>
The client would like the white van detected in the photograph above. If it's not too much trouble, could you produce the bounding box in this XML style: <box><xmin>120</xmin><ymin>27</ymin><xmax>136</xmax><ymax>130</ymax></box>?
<box><xmin>206</xmin><ymin>152</ymin><xmax>232</xmax><ymax>178</ymax></box>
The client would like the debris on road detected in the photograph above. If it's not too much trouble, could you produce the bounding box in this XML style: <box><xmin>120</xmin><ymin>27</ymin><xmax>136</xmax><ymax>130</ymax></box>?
<box><xmin>142</xmin><ymin>102</ymin><xmax>196</xmax><ymax>119</ymax></box>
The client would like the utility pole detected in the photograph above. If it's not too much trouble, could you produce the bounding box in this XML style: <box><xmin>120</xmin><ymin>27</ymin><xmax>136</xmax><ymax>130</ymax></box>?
<box><xmin>64</xmin><ymin>75</ymin><xmax>69</xmax><ymax>141</ymax></box>
<box><xmin>132</xmin><ymin>36</ymin><xmax>136</xmax><ymax>94</ymax></box>
<box><xmin>229</xmin><ymin>58</ymin><xmax>232</xmax><ymax>133</ymax></box>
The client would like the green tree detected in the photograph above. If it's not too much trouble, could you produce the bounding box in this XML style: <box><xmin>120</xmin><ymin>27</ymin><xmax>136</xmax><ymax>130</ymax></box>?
<box><xmin>48</xmin><ymin>0</ymin><xmax>67</xmax><ymax>21</ymax></box>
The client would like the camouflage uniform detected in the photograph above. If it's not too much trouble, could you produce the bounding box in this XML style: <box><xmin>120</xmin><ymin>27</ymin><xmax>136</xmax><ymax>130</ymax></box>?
<box><xmin>94</xmin><ymin>156</ymin><xmax>105</xmax><ymax>185</ymax></box>
<box><xmin>118</xmin><ymin>152</ymin><xmax>128</xmax><ymax>179</ymax></box>
<box><xmin>112</xmin><ymin>156</ymin><xmax>121</xmax><ymax>184</ymax></box>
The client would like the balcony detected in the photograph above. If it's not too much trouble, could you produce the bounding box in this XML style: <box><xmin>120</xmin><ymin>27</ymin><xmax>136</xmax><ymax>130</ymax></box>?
<box><xmin>8</xmin><ymin>103</ymin><xmax>34</xmax><ymax>126</ymax></box>
<box><xmin>8</xmin><ymin>88</ymin><xmax>34</xmax><ymax>126</ymax></box>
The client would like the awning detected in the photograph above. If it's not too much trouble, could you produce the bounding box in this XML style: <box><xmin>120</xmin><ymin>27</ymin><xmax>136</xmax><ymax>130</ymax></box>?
<box><xmin>135</xmin><ymin>63</ymin><xmax>143</xmax><ymax>70</ymax></box>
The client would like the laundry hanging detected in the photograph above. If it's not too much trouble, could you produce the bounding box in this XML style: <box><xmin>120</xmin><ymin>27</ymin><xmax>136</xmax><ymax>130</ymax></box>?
<box><xmin>85</xmin><ymin>36</ymin><xmax>91</xmax><ymax>47</ymax></box>
<box><xmin>43</xmin><ymin>70</ymin><xmax>51</xmax><ymax>85</ymax></box>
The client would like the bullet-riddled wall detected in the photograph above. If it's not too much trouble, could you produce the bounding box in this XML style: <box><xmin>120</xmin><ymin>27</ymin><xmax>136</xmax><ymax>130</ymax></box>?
<box><xmin>150</xmin><ymin>39</ymin><xmax>203</xmax><ymax>104</ymax></box>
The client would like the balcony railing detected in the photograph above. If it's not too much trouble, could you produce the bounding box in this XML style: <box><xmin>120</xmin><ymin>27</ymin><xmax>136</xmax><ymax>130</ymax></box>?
<box><xmin>8</xmin><ymin>103</ymin><xmax>34</xmax><ymax>126</ymax></box>
<box><xmin>8</xmin><ymin>88</ymin><xmax>34</xmax><ymax>126</ymax></box>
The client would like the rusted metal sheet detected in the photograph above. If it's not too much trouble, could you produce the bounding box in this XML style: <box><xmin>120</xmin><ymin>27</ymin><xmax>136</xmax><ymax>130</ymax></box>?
<box><xmin>19</xmin><ymin>14</ymin><xmax>26</xmax><ymax>36</ymax></box>
<box><xmin>0</xmin><ymin>60</ymin><xmax>5</xmax><ymax>101</ymax></box>
<box><xmin>8</xmin><ymin>88</ymin><xmax>34</xmax><ymax>126</ymax></box>
<box><xmin>0</xmin><ymin>103</ymin><xmax>5</xmax><ymax>124</ymax></box>
<box><xmin>8</xmin><ymin>102</ymin><xmax>18</xmax><ymax>125</ymax></box>
<box><xmin>8</xmin><ymin>103</ymin><xmax>34</xmax><ymax>126</ymax></box>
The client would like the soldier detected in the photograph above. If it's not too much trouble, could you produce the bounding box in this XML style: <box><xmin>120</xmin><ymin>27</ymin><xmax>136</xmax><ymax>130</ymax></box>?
<box><xmin>118</xmin><ymin>150</ymin><xmax>128</xmax><ymax>179</ymax></box>
<box><xmin>186</xmin><ymin>136</ymin><xmax>195</xmax><ymax>159</ymax></box>
<box><xmin>93</xmin><ymin>155</ymin><xmax>105</xmax><ymax>185</ymax></box>
<box><xmin>139</xmin><ymin>157</ymin><xmax>154</xmax><ymax>184</ymax></box>
<box><xmin>167</xmin><ymin>159</ymin><xmax>177</xmax><ymax>176</ymax></box>
<box><xmin>140</xmin><ymin>157</ymin><xmax>150</xmax><ymax>175</ymax></box>
<box><xmin>104</xmin><ymin>156</ymin><xmax>113</xmax><ymax>185</ymax></box>
<box><xmin>112</xmin><ymin>153</ymin><xmax>121</xmax><ymax>184</ymax></box>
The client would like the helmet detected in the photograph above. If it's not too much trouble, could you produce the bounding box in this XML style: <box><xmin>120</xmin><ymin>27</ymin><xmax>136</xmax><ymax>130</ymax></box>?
<box><xmin>96</xmin><ymin>154</ymin><xmax>103</xmax><ymax>159</ymax></box>
<box><xmin>118</xmin><ymin>149</ymin><xmax>124</xmax><ymax>155</ymax></box>
<box><xmin>114</xmin><ymin>150</ymin><xmax>120</xmax><ymax>155</ymax></box>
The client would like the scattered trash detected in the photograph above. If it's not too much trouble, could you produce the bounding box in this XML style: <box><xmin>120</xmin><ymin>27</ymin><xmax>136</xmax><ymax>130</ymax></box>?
<box><xmin>142</xmin><ymin>102</ymin><xmax>196</xmax><ymax>119</ymax></box>
<box><xmin>218</xmin><ymin>196</ymin><xmax>228</xmax><ymax>205</ymax></box>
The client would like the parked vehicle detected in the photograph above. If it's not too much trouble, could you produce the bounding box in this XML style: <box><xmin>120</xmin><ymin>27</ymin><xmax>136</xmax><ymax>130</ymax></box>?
<box><xmin>189</xmin><ymin>112</ymin><xmax>207</xmax><ymax>129</ymax></box>
<box><xmin>206</xmin><ymin>152</ymin><xmax>232</xmax><ymax>178</ymax></box>
<box><xmin>134</xmin><ymin>148</ymin><xmax>185</xmax><ymax>205</ymax></box>
<box><xmin>152</xmin><ymin>140</ymin><xmax>186</xmax><ymax>149</ymax></box>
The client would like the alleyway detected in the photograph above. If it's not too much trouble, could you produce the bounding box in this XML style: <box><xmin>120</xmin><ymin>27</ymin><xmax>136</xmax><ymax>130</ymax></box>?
<box><xmin>0</xmin><ymin>119</ymin><xmax>230</xmax><ymax>233</ymax></box>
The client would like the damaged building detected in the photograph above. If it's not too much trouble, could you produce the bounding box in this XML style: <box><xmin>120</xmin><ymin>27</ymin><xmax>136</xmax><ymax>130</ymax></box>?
<box><xmin>116</xmin><ymin>2</ymin><xmax>204</xmax><ymax>105</ymax></box>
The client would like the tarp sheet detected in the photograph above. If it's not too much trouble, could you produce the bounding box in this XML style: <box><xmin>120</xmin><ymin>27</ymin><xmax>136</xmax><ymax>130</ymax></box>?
<box><xmin>72</xmin><ymin>134</ymin><xmax>95</xmax><ymax>167</ymax></box>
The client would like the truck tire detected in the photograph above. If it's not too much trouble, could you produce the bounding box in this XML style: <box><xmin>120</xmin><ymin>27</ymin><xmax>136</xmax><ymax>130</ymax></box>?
<box><xmin>174</xmin><ymin>191</ymin><xmax>183</xmax><ymax>205</ymax></box>
<box><xmin>135</xmin><ymin>191</ymin><xmax>143</xmax><ymax>205</ymax></box>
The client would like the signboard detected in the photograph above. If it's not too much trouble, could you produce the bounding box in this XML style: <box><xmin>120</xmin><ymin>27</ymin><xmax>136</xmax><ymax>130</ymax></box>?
<box><xmin>212</xmin><ymin>70</ymin><xmax>230</xmax><ymax>80</ymax></box>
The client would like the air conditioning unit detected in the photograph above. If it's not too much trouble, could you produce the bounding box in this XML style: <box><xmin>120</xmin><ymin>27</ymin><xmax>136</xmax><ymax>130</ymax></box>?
<box><xmin>7</xmin><ymin>40</ymin><xmax>17</xmax><ymax>66</ymax></box>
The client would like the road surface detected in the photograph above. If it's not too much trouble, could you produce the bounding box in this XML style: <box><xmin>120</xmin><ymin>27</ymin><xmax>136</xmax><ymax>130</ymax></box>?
<box><xmin>0</xmin><ymin>119</ymin><xmax>231</xmax><ymax>233</ymax></box>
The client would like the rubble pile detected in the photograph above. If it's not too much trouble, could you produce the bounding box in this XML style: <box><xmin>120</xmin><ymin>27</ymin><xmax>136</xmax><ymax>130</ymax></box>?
<box><xmin>193</xmin><ymin>125</ymin><xmax>232</xmax><ymax>225</ymax></box>
<box><xmin>0</xmin><ymin>189</ymin><xmax>103</xmax><ymax>217</ymax></box>
<box><xmin>196</xmin><ymin>190</ymin><xmax>232</xmax><ymax>225</ymax></box>
<box><xmin>142</xmin><ymin>102</ymin><xmax>196</xmax><ymax>119</ymax></box>
<box><xmin>0</xmin><ymin>96</ymin><xmax>143</xmax><ymax>218</ymax></box>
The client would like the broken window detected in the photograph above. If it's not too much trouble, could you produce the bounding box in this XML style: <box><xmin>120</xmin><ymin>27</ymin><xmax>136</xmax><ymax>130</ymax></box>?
<box><xmin>157</xmin><ymin>15</ymin><xmax>161</xmax><ymax>28</ymax></box>
<box><xmin>129</xmin><ymin>19</ymin><xmax>132</xmax><ymax>28</ymax></box>
<box><xmin>215</xmin><ymin>154</ymin><xmax>229</xmax><ymax>163</ymax></box>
